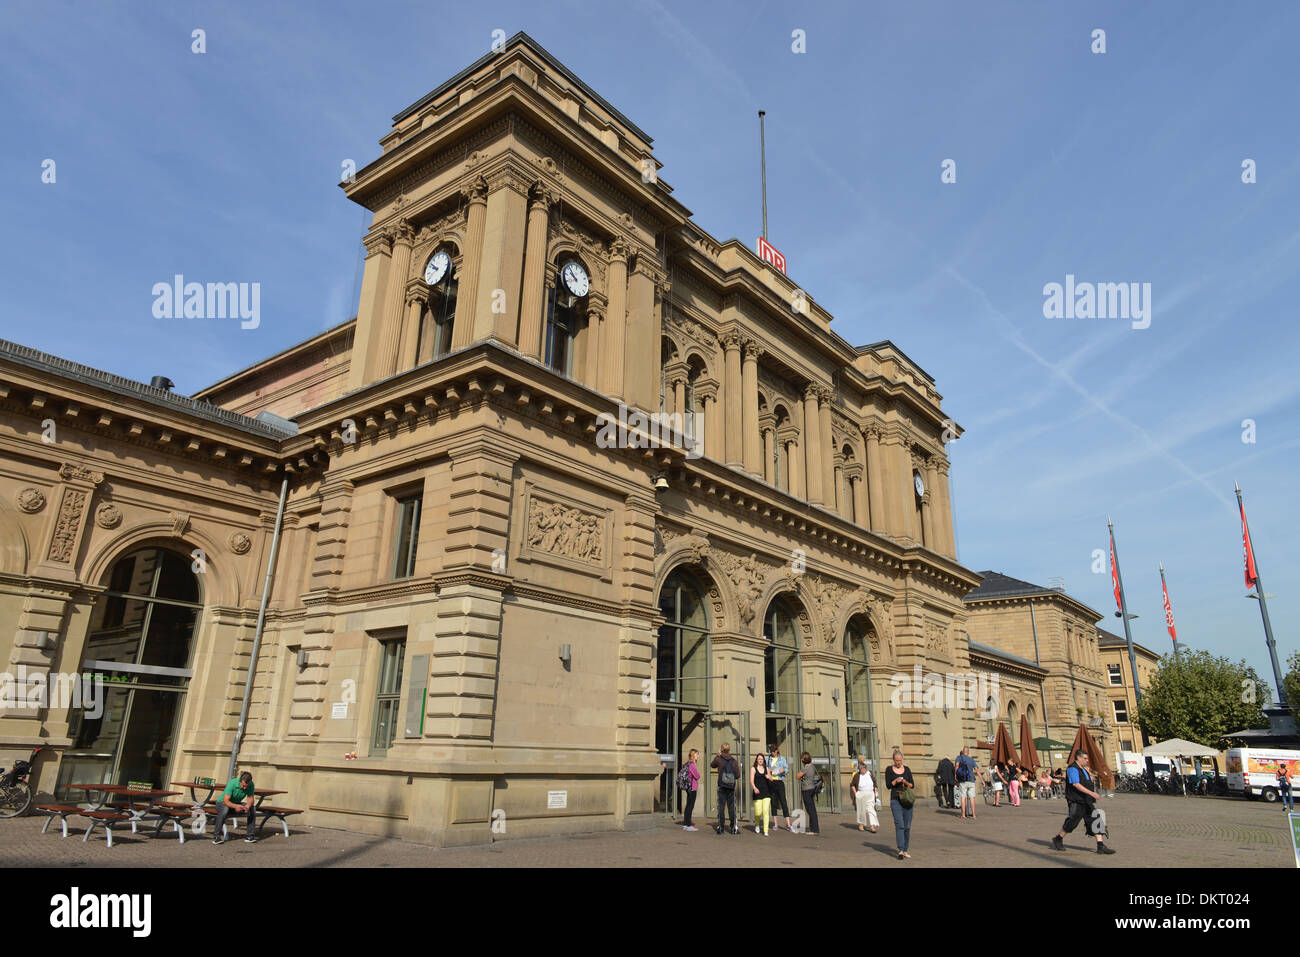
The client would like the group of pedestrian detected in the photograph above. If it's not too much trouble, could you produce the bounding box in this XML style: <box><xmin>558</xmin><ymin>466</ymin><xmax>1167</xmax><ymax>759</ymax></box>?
<box><xmin>677</xmin><ymin>743</ymin><xmax>1115</xmax><ymax>860</ymax></box>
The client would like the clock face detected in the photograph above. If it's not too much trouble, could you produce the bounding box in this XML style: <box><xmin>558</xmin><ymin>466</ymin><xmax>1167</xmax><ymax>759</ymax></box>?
<box><xmin>914</xmin><ymin>472</ymin><xmax>926</xmax><ymax>497</ymax></box>
<box><xmin>560</xmin><ymin>261</ymin><xmax>589</xmax><ymax>297</ymax></box>
<box><xmin>423</xmin><ymin>250</ymin><xmax>451</xmax><ymax>285</ymax></box>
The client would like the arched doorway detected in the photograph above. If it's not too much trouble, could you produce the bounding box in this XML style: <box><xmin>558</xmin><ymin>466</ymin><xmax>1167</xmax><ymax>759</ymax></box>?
<box><xmin>56</xmin><ymin>546</ymin><xmax>203</xmax><ymax>795</ymax></box>
<box><xmin>844</xmin><ymin>614</ymin><xmax>879</xmax><ymax>774</ymax></box>
<box><xmin>654</xmin><ymin>567</ymin><xmax>711</xmax><ymax>817</ymax></box>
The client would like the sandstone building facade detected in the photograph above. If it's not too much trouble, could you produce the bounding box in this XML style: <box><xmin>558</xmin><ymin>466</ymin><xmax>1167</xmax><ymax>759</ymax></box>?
<box><xmin>0</xmin><ymin>34</ymin><xmax>988</xmax><ymax>844</ymax></box>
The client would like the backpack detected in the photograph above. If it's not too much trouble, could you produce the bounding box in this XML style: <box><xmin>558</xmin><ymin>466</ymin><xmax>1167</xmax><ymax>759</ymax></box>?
<box><xmin>719</xmin><ymin>758</ymin><xmax>736</xmax><ymax>789</ymax></box>
<box><xmin>675</xmin><ymin>764</ymin><xmax>692</xmax><ymax>791</ymax></box>
<box><xmin>956</xmin><ymin>760</ymin><xmax>973</xmax><ymax>784</ymax></box>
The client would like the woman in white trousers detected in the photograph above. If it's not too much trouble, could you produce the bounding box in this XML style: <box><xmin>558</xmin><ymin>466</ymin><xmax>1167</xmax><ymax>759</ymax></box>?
<box><xmin>850</xmin><ymin>759</ymin><xmax>879</xmax><ymax>832</ymax></box>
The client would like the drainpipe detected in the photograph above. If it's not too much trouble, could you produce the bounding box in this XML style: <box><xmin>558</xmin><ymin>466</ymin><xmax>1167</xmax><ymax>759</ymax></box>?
<box><xmin>228</xmin><ymin>477</ymin><xmax>289</xmax><ymax>779</ymax></box>
<box><xmin>1028</xmin><ymin>599</ymin><xmax>1053</xmax><ymax>770</ymax></box>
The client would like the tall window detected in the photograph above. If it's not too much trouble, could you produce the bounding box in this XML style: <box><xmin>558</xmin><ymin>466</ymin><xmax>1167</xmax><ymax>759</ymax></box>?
<box><xmin>656</xmin><ymin>569</ymin><xmax>710</xmax><ymax>708</ymax></box>
<box><xmin>1112</xmin><ymin>699</ymin><xmax>1128</xmax><ymax>724</ymax></box>
<box><xmin>763</xmin><ymin>597</ymin><xmax>801</xmax><ymax>715</ymax></box>
<box><xmin>392</xmin><ymin>494</ymin><xmax>421</xmax><ymax>579</ymax></box>
<box><xmin>843</xmin><ymin>617</ymin><xmax>873</xmax><ymax>724</ymax></box>
<box><xmin>545</xmin><ymin>266</ymin><xmax>584</xmax><ymax>375</ymax></box>
<box><xmin>1008</xmin><ymin>701</ymin><xmax>1019</xmax><ymax>743</ymax></box>
<box><xmin>371</xmin><ymin>635</ymin><xmax>405</xmax><ymax>753</ymax></box>
<box><xmin>417</xmin><ymin>254</ymin><xmax>458</xmax><ymax>363</ymax></box>
<box><xmin>1107</xmin><ymin>664</ymin><xmax>1123</xmax><ymax>686</ymax></box>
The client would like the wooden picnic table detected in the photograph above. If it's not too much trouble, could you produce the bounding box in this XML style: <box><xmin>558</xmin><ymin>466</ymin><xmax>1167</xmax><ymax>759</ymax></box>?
<box><xmin>171</xmin><ymin>781</ymin><xmax>287</xmax><ymax>810</ymax></box>
<box><xmin>61</xmin><ymin>785</ymin><xmax>183</xmax><ymax>846</ymax></box>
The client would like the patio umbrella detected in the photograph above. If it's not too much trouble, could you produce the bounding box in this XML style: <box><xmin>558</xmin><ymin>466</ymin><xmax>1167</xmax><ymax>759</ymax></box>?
<box><xmin>1066</xmin><ymin>722</ymin><xmax>1114</xmax><ymax>790</ymax></box>
<box><xmin>1019</xmin><ymin>714</ymin><xmax>1040</xmax><ymax>770</ymax></box>
<box><xmin>1034</xmin><ymin>735</ymin><xmax>1071</xmax><ymax>752</ymax></box>
<box><xmin>991</xmin><ymin>722</ymin><xmax>1018</xmax><ymax>766</ymax></box>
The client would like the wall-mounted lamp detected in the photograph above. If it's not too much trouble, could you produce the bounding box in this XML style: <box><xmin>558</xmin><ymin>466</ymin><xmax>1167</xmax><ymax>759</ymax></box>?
<box><xmin>831</xmin><ymin>687</ymin><xmax>840</xmax><ymax>705</ymax></box>
<box><xmin>296</xmin><ymin>648</ymin><xmax>308</xmax><ymax>669</ymax></box>
<box><xmin>559</xmin><ymin>644</ymin><xmax>571</xmax><ymax>666</ymax></box>
<box><xmin>746</xmin><ymin>676</ymin><xmax>756</xmax><ymax>694</ymax></box>
<box><xmin>34</xmin><ymin>632</ymin><xmax>54</xmax><ymax>652</ymax></box>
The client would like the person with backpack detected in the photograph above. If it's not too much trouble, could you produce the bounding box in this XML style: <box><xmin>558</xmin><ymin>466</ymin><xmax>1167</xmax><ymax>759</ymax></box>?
<box><xmin>795</xmin><ymin>751</ymin><xmax>821</xmax><ymax>835</ymax></box>
<box><xmin>1278</xmin><ymin>763</ymin><xmax>1294</xmax><ymax>813</ymax></box>
<box><xmin>1051</xmin><ymin>750</ymin><xmax>1115</xmax><ymax>855</ymax></box>
<box><xmin>679</xmin><ymin>749</ymin><xmax>701</xmax><ymax>831</ymax></box>
<box><xmin>885</xmin><ymin>749</ymin><xmax>915</xmax><ymax>859</ymax></box>
<box><xmin>710</xmin><ymin>743</ymin><xmax>741</xmax><ymax>835</ymax></box>
<box><xmin>766</xmin><ymin>743</ymin><xmax>793</xmax><ymax>831</ymax></box>
<box><xmin>955</xmin><ymin>746</ymin><xmax>979</xmax><ymax>819</ymax></box>
<box><xmin>850</xmin><ymin>757</ymin><xmax>879</xmax><ymax>832</ymax></box>
<box><xmin>750</xmin><ymin>753</ymin><xmax>773</xmax><ymax>836</ymax></box>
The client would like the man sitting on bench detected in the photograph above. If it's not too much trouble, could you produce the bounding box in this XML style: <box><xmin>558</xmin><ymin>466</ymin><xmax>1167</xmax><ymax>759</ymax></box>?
<box><xmin>213</xmin><ymin>771</ymin><xmax>256</xmax><ymax>845</ymax></box>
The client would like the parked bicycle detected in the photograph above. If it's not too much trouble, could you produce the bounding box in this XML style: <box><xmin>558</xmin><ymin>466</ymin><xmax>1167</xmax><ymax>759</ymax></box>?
<box><xmin>0</xmin><ymin>746</ymin><xmax>44</xmax><ymax>818</ymax></box>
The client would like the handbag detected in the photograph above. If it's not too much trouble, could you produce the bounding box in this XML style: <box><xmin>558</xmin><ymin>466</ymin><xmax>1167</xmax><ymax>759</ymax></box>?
<box><xmin>896</xmin><ymin>786</ymin><xmax>915</xmax><ymax>808</ymax></box>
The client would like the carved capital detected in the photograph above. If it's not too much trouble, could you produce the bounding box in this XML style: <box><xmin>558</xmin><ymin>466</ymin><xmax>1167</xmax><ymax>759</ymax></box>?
<box><xmin>405</xmin><ymin>279</ymin><xmax>430</xmax><ymax>305</ymax></box>
<box><xmin>607</xmin><ymin>238</ymin><xmax>630</xmax><ymax>264</ymax></box>
<box><xmin>743</xmin><ymin>340</ymin><xmax>765</xmax><ymax>361</ymax></box>
<box><xmin>392</xmin><ymin>218</ymin><xmax>415</xmax><ymax>245</ymax></box>
<box><xmin>363</xmin><ymin>228</ymin><xmax>394</xmax><ymax>258</ymax></box>
<box><xmin>528</xmin><ymin>181</ymin><xmax>557</xmax><ymax>212</ymax></box>
<box><xmin>59</xmin><ymin>463</ymin><xmax>105</xmax><ymax>485</ymax></box>
<box><xmin>460</xmin><ymin>177</ymin><xmax>489</xmax><ymax>207</ymax></box>
<box><xmin>720</xmin><ymin>330</ymin><xmax>743</xmax><ymax>351</ymax></box>
<box><xmin>803</xmin><ymin>384</ymin><xmax>820</xmax><ymax>403</ymax></box>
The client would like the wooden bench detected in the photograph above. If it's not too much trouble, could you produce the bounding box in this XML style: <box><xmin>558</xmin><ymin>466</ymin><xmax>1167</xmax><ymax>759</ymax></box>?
<box><xmin>148</xmin><ymin>806</ymin><xmax>191</xmax><ymax>843</ymax></box>
<box><xmin>256</xmin><ymin>807</ymin><xmax>303</xmax><ymax>839</ymax></box>
<box><xmin>34</xmin><ymin>804</ymin><xmax>82</xmax><ymax>838</ymax></box>
<box><xmin>79</xmin><ymin>810</ymin><xmax>133</xmax><ymax>847</ymax></box>
<box><xmin>198</xmin><ymin>803</ymin><xmax>256</xmax><ymax>839</ymax></box>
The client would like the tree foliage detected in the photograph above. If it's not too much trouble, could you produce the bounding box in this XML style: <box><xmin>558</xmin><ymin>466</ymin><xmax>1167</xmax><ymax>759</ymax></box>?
<box><xmin>1137</xmin><ymin>650</ymin><xmax>1269</xmax><ymax>747</ymax></box>
<box><xmin>1283</xmin><ymin>651</ymin><xmax>1300</xmax><ymax>723</ymax></box>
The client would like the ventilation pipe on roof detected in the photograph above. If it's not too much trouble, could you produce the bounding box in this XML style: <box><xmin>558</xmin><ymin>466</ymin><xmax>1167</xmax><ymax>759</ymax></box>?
<box><xmin>150</xmin><ymin>376</ymin><xmax>175</xmax><ymax>391</ymax></box>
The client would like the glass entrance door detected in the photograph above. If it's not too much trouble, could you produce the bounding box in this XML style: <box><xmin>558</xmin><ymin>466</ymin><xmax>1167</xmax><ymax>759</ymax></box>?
<box><xmin>704</xmin><ymin>711</ymin><xmax>750</xmax><ymax>818</ymax></box>
<box><xmin>656</xmin><ymin>707</ymin><xmax>707</xmax><ymax>816</ymax></box>
<box><xmin>799</xmin><ymin>718</ymin><xmax>841</xmax><ymax>813</ymax></box>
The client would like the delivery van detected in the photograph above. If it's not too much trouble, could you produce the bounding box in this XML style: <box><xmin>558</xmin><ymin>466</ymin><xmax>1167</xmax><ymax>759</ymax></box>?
<box><xmin>1115</xmin><ymin>751</ymin><xmax>1172</xmax><ymax>778</ymax></box>
<box><xmin>1226</xmin><ymin>747</ymin><xmax>1300</xmax><ymax>802</ymax></box>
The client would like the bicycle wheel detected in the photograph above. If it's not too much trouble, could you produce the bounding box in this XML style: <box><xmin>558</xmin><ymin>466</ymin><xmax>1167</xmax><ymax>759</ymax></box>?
<box><xmin>983</xmin><ymin>785</ymin><xmax>994</xmax><ymax>806</ymax></box>
<box><xmin>0</xmin><ymin>781</ymin><xmax>32</xmax><ymax>818</ymax></box>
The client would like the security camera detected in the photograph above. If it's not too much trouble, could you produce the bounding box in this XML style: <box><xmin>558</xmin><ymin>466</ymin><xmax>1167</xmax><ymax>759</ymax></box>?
<box><xmin>653</xmin><ymin>474</ymin><xmax>670</xmax><ymax>493</ymax></box>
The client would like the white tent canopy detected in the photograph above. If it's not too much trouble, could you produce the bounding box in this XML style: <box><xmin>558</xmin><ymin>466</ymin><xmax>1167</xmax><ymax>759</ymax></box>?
<box><xmin>1143</xmin><ymin>738</ymin><xmax>1219</xmax><ymax>758</ymax></box>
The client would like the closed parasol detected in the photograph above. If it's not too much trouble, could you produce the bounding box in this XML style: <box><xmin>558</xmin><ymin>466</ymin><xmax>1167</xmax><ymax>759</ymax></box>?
<box><xmin>991</xmin><ymin>722</ymin><xmax>1019</xmax><ymax>767</ymax></box>
<box><xmin>1019</xmin><ymin>714</ymin><xmax>1040</xmax><ymax>770</ymax></box>
<box><xmin>1066</xmin><ymin>722</ymin><xmax>1114</xmax><ymax>790</ymax></box>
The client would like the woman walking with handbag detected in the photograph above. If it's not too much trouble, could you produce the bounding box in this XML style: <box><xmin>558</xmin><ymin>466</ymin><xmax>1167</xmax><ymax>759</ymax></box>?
<box><xmin>750</xmin><ymin>753</ymin><xmax>773</xmax><ymax>836</ymax></box>
<box><xmin>850</xmin><ymin>758</ymin><xmax>879</xmax><ymax>832</ymax></box>
<box><xmin>885</xmin><ymin>749</ymin><xmax>915</xmax><ymax>859</ymax></box>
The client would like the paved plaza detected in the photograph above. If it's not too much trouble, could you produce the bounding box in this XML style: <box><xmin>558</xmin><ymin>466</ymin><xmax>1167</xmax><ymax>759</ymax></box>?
<box><xmin>2</xmin><ymin>792</ymin><xmax>1293</xmax><ymax>868</ymax></box>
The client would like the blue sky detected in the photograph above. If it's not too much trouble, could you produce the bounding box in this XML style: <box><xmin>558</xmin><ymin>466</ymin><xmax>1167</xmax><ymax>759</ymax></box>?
<box><xmin>3</xmin><ymin>1</ymin><xmax>1297</xmax><ymax>689</ymax></box>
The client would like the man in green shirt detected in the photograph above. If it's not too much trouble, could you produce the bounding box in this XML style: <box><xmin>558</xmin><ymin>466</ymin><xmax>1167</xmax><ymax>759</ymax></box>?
<box><xmin>213</xmin><ymin>771</ymin><xmax>256</xmax><ymax>845</ymax></box>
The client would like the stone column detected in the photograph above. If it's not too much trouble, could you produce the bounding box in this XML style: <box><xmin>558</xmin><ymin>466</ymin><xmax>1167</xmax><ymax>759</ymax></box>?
<box><xmin>833</xmin><ymin>460</ymin><xmax>845</xmax><ymax>513</ymax></box>
<box><xmin>473</xmin><ymin>167</ymin><xmax>529</xmax><ymax>345</ymax></box>
<box><xmin>864</xmin><ymin>425</ymin><xmax>886</xmax><ymax>532</ymax></box>
<box><xmin>451</xmin><ymin>179</ymin><xmax>488</xmax><ymax>350</ymax></box>
<box><xmin>625</xmin><ymin>256</ymin><xmax>658</xmax><ymax>410</ymax></box>
<box><xmin>599</xmin><ymin>240</ymin><xmax>628</xmax><ymax>399</ymax></box>
<box><xmin>787</xmin><ymin>436</ymin><xmax>804</xmax><ymax>499</ymax></box>
<box><xmin>348</xmin><ymin>227</ymin><xmax>393</xmax><ymax>392</ymax></box>
<box><xmin>819</xmin><ymin>389</ymin><xmax>836</xmax><ymax>511</ymax></box>
<box><xmin>934</xmin><ymin>458</ymin><xmax>955</xmax><ymax>556</ymax></box>
<box><xmin>919</xmin><ymin>486</ymin><xmax>935</xmax><ymax>550</ymax></box>
<box><xmin>849</xmin><ymin>463</ymin><xmax>868</xmax><ymax>528</ymax></box>
<box><xmin>723</xmin><ymin>332</ymin><xmax>743</xmax><ymax>468</ymax></box>
<box><xmin>802</xmin><ymin>386</ymin><xmax>824</xmax><ymax>504</ymax></box>
<box><xmin>517</xmin><ymin>184</ymin><xmax>554</xmax><ymax>360</ymax></box>
<box><xmin>373</xmin><ymin>219</ymin><xmax>414</xmax><ymax>379</ymax></box>
<box><xmin>742</xmin><ymin>341</ymin><xmax>763</xmax><ymax>477</ymax></box>
<box><xmin>583</xmin><ymin>303</ymin><xmax>604</xmax><ymax>389</ymax></box>
<box><xmin>695</xmin><ymin>380</ymin><xmax>718</xmax><ymax>460</ymax></box>
<box><xmin>398</xmin><ymin>284</ymin><xmax>426</xmax><ymax>371</ymax></box>
<box><xmin>761</xmin><ymin>417</ymin><xmax>776</xmax><ymax>484</ymax></box>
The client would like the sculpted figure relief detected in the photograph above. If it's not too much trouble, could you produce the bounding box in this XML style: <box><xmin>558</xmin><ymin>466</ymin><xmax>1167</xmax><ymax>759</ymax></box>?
<box><xmin>527</xmin><ymin>499</ymin><xmax>604</xmax><ymax>563</ymax></box>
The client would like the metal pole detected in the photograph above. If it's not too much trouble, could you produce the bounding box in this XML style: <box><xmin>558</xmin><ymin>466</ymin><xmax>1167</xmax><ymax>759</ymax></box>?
<box><xmin>758</xmin><ymin>110</ymin><xmax>768</xmax><ymax>239</ymax></box>
<box><xmin>1237</xmin><ymin>484</ymin><xmax>1287</xmax><ymax>708</ymax></box>
<box><xmin>1028</xmin><ymin>599</ymin><xmax>1053</xmax><ymax>770</ymax></box>
<box><xmin>1110</xmin><ymin>518</ymin><xmax>1147</xmax><ymax>750</ymax></box>
<box><xmin>1160</xmin><ymin>563</ymin><xmax>1180</xmax><ymax>660</ymax></box>
<box><xmin>228</xmin><ymin>477</ymin><xmax>289</xmax><ymax>779</ymax></box>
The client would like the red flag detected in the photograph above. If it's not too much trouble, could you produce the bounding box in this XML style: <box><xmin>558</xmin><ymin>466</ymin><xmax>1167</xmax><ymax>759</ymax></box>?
<box><xmin>1240</xmin><ymin>499</ymin><xmax>1259</xmax><ymax>588</ymax></box>
<box><xmin>1161</xmin><ymin>576</ymin><xmax>1177</xmax><ymax>643</ymax></box>
<box><xmin>1109</xmin><ymin>528</ymin><xmax>1123</xmax><ymax>614</ymax></box>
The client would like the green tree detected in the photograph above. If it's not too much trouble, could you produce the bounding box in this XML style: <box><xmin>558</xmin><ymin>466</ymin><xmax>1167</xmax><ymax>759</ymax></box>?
<box><xmin>1283</xmin><ymin>651</ymin><xmax>1300</xmax><ymax>723</ymax></box>
<box><xmin>1137</xmin><ymin>650</ymin><xmax>1269</xmax><ymax>748</ymax></box>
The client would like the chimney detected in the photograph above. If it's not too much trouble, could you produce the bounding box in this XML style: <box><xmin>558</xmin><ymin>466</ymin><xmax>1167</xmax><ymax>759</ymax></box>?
<box><xmin>150</xmin><ymin>376</ymin><xmax>175</xmax><ymax>392</ymax></box>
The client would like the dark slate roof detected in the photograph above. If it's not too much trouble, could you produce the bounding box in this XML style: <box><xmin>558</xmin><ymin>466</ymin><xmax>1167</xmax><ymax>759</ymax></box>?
<box><xmin>0</xmin><ymin>339</ymin><xmax>297</xmax><ymax>440</ymax></box>
<box><xmin>967</xmin><ymin>640</ymin><xmax>1047</xmax><ymax>672</ymax></box>
<box><xmin>1096</xmin><ymin>626</ymin><xmax>1159</xmax><ymax>658</ymax></box>
<box><xmin>392</xmin><ymin>32</ymin><xmax>652</xmax><ymax>145</ymax></box>
<box><xmin>965</xmin><ymin>570</ymin><xmax>1062</xmax><ymax>601</ymax></box>
<box><xmin>856</xmin><ymin>340</ymin><xmax>934</xmax><ymax>384</ymax></box>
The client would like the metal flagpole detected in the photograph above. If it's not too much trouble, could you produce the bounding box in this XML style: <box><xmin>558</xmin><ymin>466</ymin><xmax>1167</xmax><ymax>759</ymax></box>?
<box><xmin>1159</xmin><ymin>563</ymin><xmax>1180</xmax><ymax>660</ymax></box>
<box><xmin>1109</xmin><ymin>518</ymin><xmax>1147</xmax><ymax>748</ymax></box>
<box><xmin>1236</xmin><ymin>483</ymin><xmax>1288</xmax><ymax>709</ymax></box>
<box><xmin>758</xmin><ymin>110</ymin><xmax>768</xmax><ymax>240</ymax></box>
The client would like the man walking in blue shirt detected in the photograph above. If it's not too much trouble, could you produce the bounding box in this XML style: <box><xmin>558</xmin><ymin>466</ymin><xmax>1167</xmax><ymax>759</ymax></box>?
<box><xmin>1051</xmin><ymin>751</ymin><xmax>1115</xmax><ymax>855</ymax></box>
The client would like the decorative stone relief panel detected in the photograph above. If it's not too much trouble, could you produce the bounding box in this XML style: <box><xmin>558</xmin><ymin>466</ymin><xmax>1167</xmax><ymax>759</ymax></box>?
<box><xmin>713</xmin><ymin>549</ymin><xmax>778</xmax><ymax>628</ymax></box>
<box><xmin>47</xmin><ymin>488</ymin><xmax>87</xmax><ymax>563</ymax></box>
<box><xmin>519</xmin><ymin>483</ymin><xmax>612</xmax><ymax>580</ymax></box>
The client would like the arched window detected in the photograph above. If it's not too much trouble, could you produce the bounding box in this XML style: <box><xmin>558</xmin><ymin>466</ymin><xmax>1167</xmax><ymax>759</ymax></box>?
<box><xmin>844</xmin><ymin>616</ymin><xmax>873</xmax><ymax>724</ymax></box>
<box><xmin>659</xmin><ymin>338</ymin><xmax>676</xmax><ymax>413</ymax></box>
<box><xmin>417</xmin><ymin>247</ymin><xmax>458</xmax><ymax>363</ymax></box>
<box><xmin>59</xmin><ymin>546</ymin><xmax>202</xmax><ymax>795</ymax></box>
<box><xmin>546</xmin><ymin>260</ymin><xmax>587</xmax><ymax>376</ymax></box>
<box><xmin>841</xmin><ymin>444</ymin><xmax>856</xmax><ymax>523</ymax></box>
<box><xmin>656</xmin><ymin>568</ymin><xmax>710</xmax><ymax>708</ymax></box>
<box><xmin>1008</xmin><ymin>700</ymin><xmax>1019</xmax><ymax>744</ymax></box>
<box><xmin>763</xmin><ymin>596</ymin><xmax>801</xmax><ymax>716</ymax></box>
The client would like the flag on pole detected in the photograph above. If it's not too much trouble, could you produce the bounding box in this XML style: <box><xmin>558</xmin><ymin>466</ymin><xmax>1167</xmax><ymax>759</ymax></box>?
<box><xmin>1240</xmin><ymin>497</ymin><xmax>1259</xmax><ymax>589</ymax></box>
<box><xmin>1109</xmin><ymin>526</ymin><xmax>1123</xmax><ymax>614</ymax></box>
<box><xmin>1160</xmin><ymin>568</ymin><xmax>1177</xmax><ymax>644</ymax></box>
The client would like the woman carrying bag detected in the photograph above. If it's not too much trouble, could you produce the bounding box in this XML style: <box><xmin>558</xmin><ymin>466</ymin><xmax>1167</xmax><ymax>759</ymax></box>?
<box><xmin>885</xmin><ymin>749</ymin><xmax>915</xmax><ymax>859</ymax></box>
<box><xmin>850</xmin><ymin>758</ymin><xmax>879</xmax><ymax>832</ymax></box>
